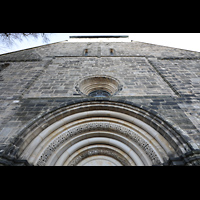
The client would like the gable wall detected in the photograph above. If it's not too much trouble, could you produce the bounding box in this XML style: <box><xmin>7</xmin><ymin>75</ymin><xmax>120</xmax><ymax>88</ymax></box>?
<box><xmin>0</xmin><ymin>41</ymin><xmax>200</xmax><ymax>155</ymax></box>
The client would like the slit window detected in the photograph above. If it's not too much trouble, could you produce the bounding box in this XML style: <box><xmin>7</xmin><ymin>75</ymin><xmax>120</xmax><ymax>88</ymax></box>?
<box><xmin>84</xmin><ymin>49</ymin><xmax>88</xmax><ymax>56</ymax></box>
<box><xmin>110</xmin><ymin>49</ymin><xmax>114</xmax><ymax>56</ymax></box>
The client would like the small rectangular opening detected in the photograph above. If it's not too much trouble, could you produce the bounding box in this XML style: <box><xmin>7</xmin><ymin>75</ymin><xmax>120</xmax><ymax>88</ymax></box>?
<box><xmin>110</xmin><ymin>49</ymin><xmax>114</xmax><ymax>56</ymax></box>
<box><xmin>84</xmin><ymin>49</ymin><xmax>88</xmax><ymax>56</ymax></box>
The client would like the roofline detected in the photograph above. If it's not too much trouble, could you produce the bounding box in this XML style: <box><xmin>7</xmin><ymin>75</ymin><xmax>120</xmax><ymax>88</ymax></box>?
<box><xmin>0</xmin><ymin>40</ymin><xmax>66</xmax><ymax>56</ymax></box>
<box><xmin>1</xmin><ymin>38</ymin><xmax>200</xmax><ymax>56</ymax></box>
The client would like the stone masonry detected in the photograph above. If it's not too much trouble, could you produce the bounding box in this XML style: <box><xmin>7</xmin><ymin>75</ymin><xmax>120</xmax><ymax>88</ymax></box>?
<box><xmin>0</xmin><ymin>38</ymin><xmax>200</xmax><ymax>165</ymax></box>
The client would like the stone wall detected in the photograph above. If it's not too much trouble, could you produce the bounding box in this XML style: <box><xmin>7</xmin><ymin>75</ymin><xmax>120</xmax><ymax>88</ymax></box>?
<box><xmin>0</xmin><ymin>40</ymin><xmax>200</xmax><ymax>165</ymax></box>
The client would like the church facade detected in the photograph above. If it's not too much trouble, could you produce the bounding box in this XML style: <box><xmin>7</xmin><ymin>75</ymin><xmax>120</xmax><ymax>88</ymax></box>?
<box><xmin>0</xmin><ymin>35</ymin><xmax>200</xmax><ymax>166</ymax></box>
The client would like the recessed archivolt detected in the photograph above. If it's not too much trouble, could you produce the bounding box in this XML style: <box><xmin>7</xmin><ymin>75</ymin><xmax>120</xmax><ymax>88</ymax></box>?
<box><xmin>66</xmin><ymin>145</ymin><xmax>134</xmax><ymax>166</ymax></box>
<box><xmin>75</xmin><ymin>75</ymin><xmax>122</xmax><ymax>96</ymax></box>
<box><xmin>33</xmin><ymin>118</ymin><xmax>164</xmax><ymax>166</ymax></box>
<box><xmin>15</xmin><ymin>100</ymin><xmax>195</xmax><ymax>166</ymax></box>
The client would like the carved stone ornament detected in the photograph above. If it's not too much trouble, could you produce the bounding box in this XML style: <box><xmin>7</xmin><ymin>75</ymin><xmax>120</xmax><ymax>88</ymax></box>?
<box><xmin>75</xmin><ymin>75</ymin><xmax>123</xmax><ymax>96</ymax></box>
<box><xmin>67</xmin><ymin>147</ymin><xmax>132</xmax><ymax>166</ymax></box>
<box><xmin>16</xmin><ymin>100</ymin><xmax>196</xmax><ymax>166</ymax></box>
<box><xmin>36</xmin><ymin>121</ymin><xmax>162</xmax><ymax>166</ymax></box>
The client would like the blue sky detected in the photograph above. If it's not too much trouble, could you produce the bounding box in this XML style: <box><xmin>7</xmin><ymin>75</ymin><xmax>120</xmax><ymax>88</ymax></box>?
<box><xmin>1</xmin><ymin>33</ymin><xmax>200</xmax><ymax>54</ymax></box>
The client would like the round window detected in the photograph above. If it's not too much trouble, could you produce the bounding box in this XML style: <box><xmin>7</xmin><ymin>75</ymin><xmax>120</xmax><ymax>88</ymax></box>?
<box><xmin>75</xmin><ymin>75</ymin><xmax>122</xmax><ymax>97</ymax></box>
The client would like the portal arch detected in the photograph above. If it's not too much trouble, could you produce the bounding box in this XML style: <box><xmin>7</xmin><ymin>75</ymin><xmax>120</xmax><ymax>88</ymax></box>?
<box><xmin>14</xmin><ymin>99</ymin><xmax>196</xmax><ymax>166</ymax></box>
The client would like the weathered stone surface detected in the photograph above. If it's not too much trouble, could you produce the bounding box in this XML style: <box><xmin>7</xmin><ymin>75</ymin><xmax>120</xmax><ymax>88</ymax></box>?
<box><xmin>35</xmin><ymin>41</ymin><xmax>200</xmax><ymax>59</ymax></box>
<box><xmin>0</xmin><ymin>49</ymin><xmax>41</xmax><ymax>62</ymax></box>
<box><xmin>0</xmin><ymin>38</ymin><xmax>200</xmax><ymax>165</ymax></box>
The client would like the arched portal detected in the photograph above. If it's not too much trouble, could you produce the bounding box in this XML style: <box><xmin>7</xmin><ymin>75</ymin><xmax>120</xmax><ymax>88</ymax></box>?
<box><xmin>15</xmin><ymin>99</ymin><xmax>195</xmax><ymax>166</ymax></box>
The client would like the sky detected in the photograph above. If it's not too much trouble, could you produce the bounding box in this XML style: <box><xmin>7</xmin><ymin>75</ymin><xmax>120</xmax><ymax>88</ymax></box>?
<box><xmin>0</xmin><ymin>33</ymin><xmax>200</xmax><ymax>55</ymax></box>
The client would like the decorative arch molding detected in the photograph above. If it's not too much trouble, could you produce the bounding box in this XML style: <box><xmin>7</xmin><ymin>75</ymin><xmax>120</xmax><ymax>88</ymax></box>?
<box><xmin>75</xmin><ymin>75</ymin><xmax>123</xmax><ymax>97</ymax></box>
<box><xmin>9</xmin><ymin>99</ymin><xmax>200</xmax><ymax>166</ymax></box>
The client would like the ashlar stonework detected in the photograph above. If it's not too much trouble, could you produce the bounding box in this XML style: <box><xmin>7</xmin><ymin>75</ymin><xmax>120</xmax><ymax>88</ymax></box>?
<box><xmin>0</xmin><ymin>36</ymin><xmax>200</xmax><ymax>166</ymax></box>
